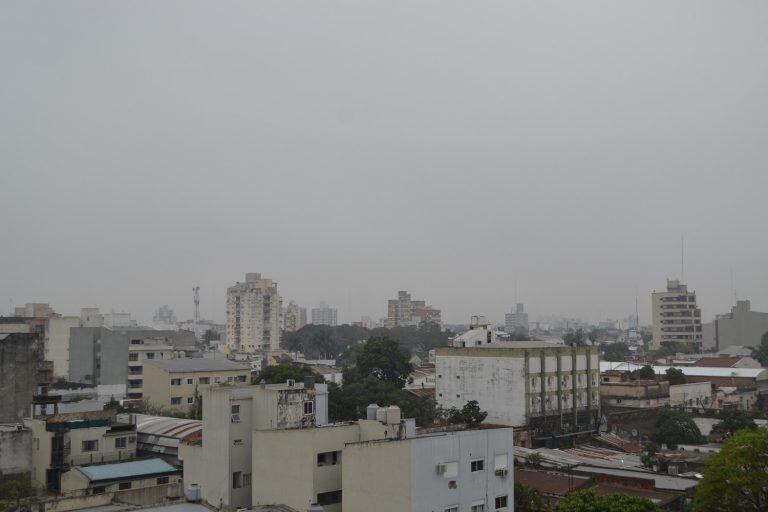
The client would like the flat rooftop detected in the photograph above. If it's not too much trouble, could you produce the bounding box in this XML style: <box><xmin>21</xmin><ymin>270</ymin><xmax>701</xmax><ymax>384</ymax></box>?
<box><xmin>146</xmin><ymin>358</ymin><xmax>250</xmax><ymax>373</ymax></box>
<box><xmin>77</xmin><ymin>458</ymin><xmax>179</xmax><ymax>483</ymax></box>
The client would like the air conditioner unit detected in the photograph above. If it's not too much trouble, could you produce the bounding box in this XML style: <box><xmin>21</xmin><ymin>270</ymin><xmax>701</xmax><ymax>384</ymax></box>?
<box><xmin>494</xmin><ymin>468</ymin><xmax>509</xmax><ymax>477</ymax></box>
<box><xmin>436</xmin><ymin>463</ymin><xmax>448</xmax><ymax>474</ymax></box>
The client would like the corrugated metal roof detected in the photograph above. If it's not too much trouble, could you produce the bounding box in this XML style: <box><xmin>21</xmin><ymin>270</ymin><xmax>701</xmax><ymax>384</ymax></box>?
<box><xmin>135</xmin><ymin>415</ymin><xmax>201</xmax><ymax>439</ymax></box>
<box><xmin>77</xmin><ymin>458</ymin><xmax>178</xmax><ymax>482</ymax></box>
<box><xmin>600</xmin><ymin>361</ymin><xmax>768</xmax><ymax>379</ymax></box>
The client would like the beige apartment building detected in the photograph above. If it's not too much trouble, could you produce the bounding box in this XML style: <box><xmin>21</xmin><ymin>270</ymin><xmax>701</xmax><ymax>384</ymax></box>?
<box><xmin>142</xmin><ymin>359</ymin><xmax>250</xmax><ymax>412</ymax></box>
<box><xmin>651</xmin><ymin>279</ymin><xmax>703</xmax><ymax>350</ymax></box>
<box><xmin>226</xmin><ymin>273</ymin><xmax>282</xmax><ymax>354</ymax></box>
<box><xmin>24</xmin><ymin>412</ymin><xmax>137</xmax><ymax>492</ymax></box>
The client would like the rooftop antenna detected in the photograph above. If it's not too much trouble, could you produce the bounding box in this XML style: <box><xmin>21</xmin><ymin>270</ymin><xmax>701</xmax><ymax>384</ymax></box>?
<box><xmin>635</xmin><ymin>285</ymin><xmax>639</xmax><ymax>327</ymax></box>
<box><xmin>681</xmin><ymin>235</ymin><xmax>685</xmax><ymax>284</ymax></box>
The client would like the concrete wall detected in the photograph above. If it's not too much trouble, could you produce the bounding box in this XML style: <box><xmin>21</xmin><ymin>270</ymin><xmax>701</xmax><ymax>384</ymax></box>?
<box><xmin>342</xmin><ymin>436</ymin><xmax>411</xmax><ymax>512</ymax></box>
<box><xmin>0</xmin><ymin>426</ymin><xmax>32</xmax><ymax>475</ymax></box>
<box><xmin>715</xmin><ymin>304</ymin><xmax>768</xmax><ymax>351</ymax></box>
<box><xmin>142</xmin><ymin>363</ymin><xmax>249</xmax><ymax>412</ymax></box>
<box><xmin>0</xmin><ymin>333</ymin><xmax>42</xmax><ymax>423</ymax></box>
<box><xmin>46</xmin><ymin>317</ymin><xmax>81</xmax><ymax>379</ymax></box>
<box><xmin>670</xmin><ymin>382</ymin><xmax>712</xmax><ymax>408</ymax></box>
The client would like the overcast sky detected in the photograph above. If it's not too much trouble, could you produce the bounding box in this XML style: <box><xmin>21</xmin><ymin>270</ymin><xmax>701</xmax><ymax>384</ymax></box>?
<box><xmin>2</xmin><ymin>1</ymin><xmax>767</xmax><ymax>326</ymax></box>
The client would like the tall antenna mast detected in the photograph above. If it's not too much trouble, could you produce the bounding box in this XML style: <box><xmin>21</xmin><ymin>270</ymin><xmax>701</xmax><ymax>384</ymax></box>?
<box><xmin>681</xmin><ymin>235</ymin><xmax>685</xmax><ymax>283</ymax></box>
<box><xmin>192</xmin><ymin>286</ymin><xmax>200</xmax><ymax>327</ymax></box>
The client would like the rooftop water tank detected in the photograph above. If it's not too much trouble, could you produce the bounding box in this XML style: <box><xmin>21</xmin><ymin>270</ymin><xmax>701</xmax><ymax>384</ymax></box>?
<box><xmin>376</xmin><ymin>406</ymin><xmax>388</xmax><ymax>423</ymax></box>
<box><xmin>386</xmin><ymin>405</ymin><xmax>401</xmax><ymax>425</ymax></box>
<box><xmin>185</xmin><ymin>484</ymin><xmax>201</xmax><ymax>502</ymax></box>
<box><xmin>366</xmin><ymin>404</ymin><xmax>380</xmax><ymax>420</ymax></box>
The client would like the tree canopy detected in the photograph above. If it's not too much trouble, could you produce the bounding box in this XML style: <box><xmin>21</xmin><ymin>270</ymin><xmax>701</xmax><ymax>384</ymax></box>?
<box><xmin>651</xmin><ymin>409</ymin><xmax>706</xmax><ymax>447</ymax></box>
<box><xmin>357</xmin><ymin>336</ymin><xmax>414</xmax><ymax>388</ymax></box>
<box><xmin>602</xmin><ymin>342</ymin><xmax>631</xmax><ymax>362</ymax></box>
<box><xmin>514</xmin><ymin>482</ymin><xmax>549</xmax><ymax>512</ymax></box>
<box><xmin>557</xmin><ymin>490</ymin><xmax>661</xmax><ymax>512</ymax></box>
<box><xmin>664</xmin><ymin>367</ymin><xmax>686</xmax><ymax>385</ymax></box>
<box><xmin>692</xmin><ymin>427</ymin><xmax>768</xmax><ymax>512</ymax></box>
<box><xmin>563</xmin><ymin>328</ymin><xmax>587</xmax><ymax>347</ymax></box>
<box><xmin>710</xmin><ymin>409</ymin><xmax>756</xmax><ymax>437</ymax></box>
<box><xmin>631</xmin><ymin>365</ymin><xmax>656</xmax><ymax>380</ymax></box>
<box><xmin>253</xmin><ymin>364</ymin><xmax>326</xmax><ymax>385</ymax></box>
<box><xmin>751</xmin><ymin>331</ymin><xmax>768</xmax><ymax>367</ymax></box>
<box><xmin>444</xmin><ymin>400</ymin><xmax>488</xmax><ymax>427</ymax></box>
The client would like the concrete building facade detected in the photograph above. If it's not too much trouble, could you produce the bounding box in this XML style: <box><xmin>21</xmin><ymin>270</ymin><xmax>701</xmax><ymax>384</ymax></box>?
<box><xmin>181</xmin><ymin>381</ymin><xmax>328</xmax><ymax>509</ymax></box>
<box><xmin>651</xmin><ymin>280</ymin><xmax>703</xmax><ymax>350</ymax></box>
<box><xmin>45</xmin><ymin>316</ymin><xmax>81</xmax><ymax>378</ymax></box>
<box><xmin>226</xmin><ymin>273</ymin><xmax>281</xmax><ymax>354</ymax></box>
<box><xmin>437</xmin><ymin>342</ymin><xmax>600</xmax><ymax>445</ymax></box>
<box><xmin>669</xmin><ymin>382</ymin><xmax>713</xmax><ymax>410</ymax></box>
<box><xmin>311</xmin><ymin>302</ymin><xmax>338</xmax><ymax>327</ymax></box>
<box><xmin>343</xmin><ymin>427</ymin><xmax>515</xmax><ymax>512</ymax></box>
<box><xmin>505</xmin><ymin>303</ymin><xmax>529</xmax><ymax>335</ymax></box>
<box><xmin>387</xmin><ymin>291</ymin><xmax>441</xmax><ymax>328</ymax></box>
<box><xmin>706</xmin><ymin>300</ymin><xmax>768</xmax><ymax>352</ymax></box>
<box><xmin>142</xmin><ymin>359</ymin><xmax>250</xmax><ymax>412</ymax></box>
<box><xmin>0</xmin><ymin>332</ymin><xmax>44</xmax><ymax>423</ymax></box>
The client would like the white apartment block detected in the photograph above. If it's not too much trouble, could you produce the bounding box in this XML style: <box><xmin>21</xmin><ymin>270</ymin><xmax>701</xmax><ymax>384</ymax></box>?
<box><xmin>311</xmin><ymin>302</ymin><xmax>338</xmax><ymax>326</ymax></box>
<box><xmin>226</xmin><ymin>273</ymin><xmax>282</xmax><ymax>353</ymax></box>
<box><xmin>437</xmin><ymin>342</ymin><xmax>600</xmax><ymax>446</ymax></box>
<box><xmin>181</xmin><ymin>380</ymin><xmax>328</xmax><ymax>509</ymax></box>
<box><xmin>343</xmin><ymin>426</ymin><xmax>515</xmax><ymax>512</ymax></box>
<box><xmin>651</xmin><ymin>279</ymin><xmax>703</xmax><ymax>350</ymax></box>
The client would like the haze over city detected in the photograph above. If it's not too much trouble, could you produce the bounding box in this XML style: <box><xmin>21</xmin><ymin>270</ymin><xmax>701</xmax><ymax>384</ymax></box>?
<box><xmin>2</xmin><ymin>1</ymin><xmax>767</xmax><ymax>325</ymax></box>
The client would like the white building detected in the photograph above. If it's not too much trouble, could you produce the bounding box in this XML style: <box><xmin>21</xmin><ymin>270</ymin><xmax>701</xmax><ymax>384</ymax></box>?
<box><xmin>181</xmin><ymin>380</ymin><xmax>328</xmax><ymax>509</ymax></box>
<box><xmin>437</xmin><ymin>342</ymin><xmax>601</xmax><ymax>445</ymax></box>
<box><xmin>225</xmin><ymin>273</ymin><xmax>281</xmax><ymax>353</ymax></box>
<box><xmin>451</xmin><ymin>316</ymin><xmax>497</xmax><ymax>347</ymax></box>
<box><xmin>651</xmin><ymin>279</ymin><xmax>703</xmax><ymax>350</ymax></box>
<box><xmin>343</xmin><ymin>426</ymin><xmax>514</xmax><ymax>512</ymax></box>
<box><xmin>311</xmin><ymin>302</ymin><xmax>338</xmax><ymax>327</ymax></box>
<box><xmin>669</xmin><ymin>382</ymin><xmax>713</xmax><ymax>410</ymax></box>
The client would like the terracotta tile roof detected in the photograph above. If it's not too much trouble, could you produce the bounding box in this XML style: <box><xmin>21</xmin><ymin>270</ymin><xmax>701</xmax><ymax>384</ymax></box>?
<box><xmin>692</xmin><ymin>356</ymin><xmax>741</xmax><ymax>368</ymax></box>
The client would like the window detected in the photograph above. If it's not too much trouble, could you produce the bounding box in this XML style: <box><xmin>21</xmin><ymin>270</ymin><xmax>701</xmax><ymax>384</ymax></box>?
<box><xmin>316</xmin><ymin>490</ymin><xmax>342</xmax><ymax>506</ymax></box>
<box><xmin>171</xmin><ymin>378</ymin><xmax>181</xmax><ymax>386</ymax></box>
<box><xmin>213</xmin><ymin>376</ymin><xmax>221</xmax><ymax>384</ymax></box>
<box><xmin>232</xmin><ymin>405</ymin><xmax>240</xmax><ymax>414</ymax></box>
<box><xmin>145</xmin><ymin>352</ymin><xmax>155</xmax><ymax>359</ymax></box>
<box><xmin>471</xmin><ymin>505</ymin><xmax>485</xmax><ymax>512</ymax></box>
<box><xmin>227</xmin><ymin>376</ymin><xmax>234</xmax><ymax>383</ymax></box>
<box><xmin>118</xmin><ymin>482</ymin><xmax>132</xmax><ymax>491</ymax></box>
<box><xmin>82</xmin><ymin>440</ymin><xmax>98</xmax><ymax>452</ymax></box>
<box><xmin>128</xmin><ymin>353</ymin><xmax>138</xmax><ymax>362</ymax></box>
<box><xmin>243</xmin><ymin>473</ymin><xmax>252</xmax><ymax>487</ymax></box>
<box><xmin>471</xmin><ymin>459</ymin><xmax>485</xmax><ymax>472</ymax></box>
<box><xmin>317</xmin><ymin>451</ymin><xmax>341</xmax><ymax>466</ymax></box>
<box><xmin>92</xmin><ymin>486</ymin><xmax>106</xmax><ymax>494</ymax></box>
<box><xmin>445</xmin><ymin>507</ymin><xmax>459</xmax><ymax>512</ymax></box>
<box><xmin>156</xmin><ymin>476</ymin><xmax>169</xmax><ymax>485</ymax></box>
<box><xmin>304</xmin><ymin>401</ymin><xmax>314</xmax><ymax>415</ymax></box>
<box><xmin>448</xmin><ymin>480</ymin><xmax>457</xmax><ymax>489</ymax></box>
<box><xmin>236</xmin><ymin>375</ymin><xmax>247</xmax><ymax>382</ymax></box>
<box><xmin>495</xmin><ymin>495</ymin><xmax>508</xmax><ymax>509</ymax></box>
<box><xmin>187</xmin><ymin>397</ymin><xmax>194</xmax><ymax>404</ymax></box>
<box><xmin>115</xmin><ymin>437</ymin><xmax>127</xmax><ymax>449</ymax></box>
<box><xmin>130</xmin><ymin>339</ymin><xmax>143</xmax><ymax>345</ymax></box>
<box><xmin>494</xmin><ymin>454</ymin><xmax>508</xmax><ymax>470</ymax></box>
<box><xmin>171</xmin><ymin>397</ymin><xmax>182</xmax><ymax>406</ymax></box>
<box><xmin>187</xmin><ymin>378</ymin><xmax>193</xmax><ymax>385</ymax></box>
<box><xmin>199</xmin><ymin>377</ymin><xmax>210</xmax><ymax>384</ymax></box>
<box><xmin>233</xmin><ymin>471</ymin><xmax>242</xmax><ymax>489</ymax></box>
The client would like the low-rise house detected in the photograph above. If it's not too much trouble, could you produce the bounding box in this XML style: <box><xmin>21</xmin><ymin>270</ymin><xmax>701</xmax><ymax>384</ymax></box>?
<box><xmin>600</xmin><ymin>372</ymin><xmax>670</xmax><ymax>409</ymax></box>
<box><xmin>60</xmin><ymin>457</ymin><xmax>181</xmax><ymax>498</ymax></box>
<box><xmin>142</xmin><ymin>359</ymin><xmax>250</xmax><ymax>412</ymax></box>
<box><xmin>669</xmin><ymin>382</ymin><xmax>714</xmax><ymax>410</ymax></box>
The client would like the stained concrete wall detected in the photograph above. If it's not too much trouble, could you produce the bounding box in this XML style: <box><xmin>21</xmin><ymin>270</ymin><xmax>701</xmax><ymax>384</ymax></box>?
<box><xmin>0</xmin><ymin>333</ymin><xmax>42</xmax><ymax>423</ymax></box>
<box><xmin>0</xmin><ymin>426</ymin><xmax>32</xmax><ymax>475</ymax></box>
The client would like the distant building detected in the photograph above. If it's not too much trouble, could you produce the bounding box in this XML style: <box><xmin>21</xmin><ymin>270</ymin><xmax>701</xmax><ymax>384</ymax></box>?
<box><xmin>283</xmin><ymin>300</ymin><xmax>307</xmax><ymax>332</ymax></box>
<box><xmin>142</xmin><ymin>359</ymin><xmax>250</xmax><ymax>412</ymax></box>
<box><xmin>600</xmin><ymin>371</ymin><xmax>670</xmax><ymax>409</ymax></box>
<box><xmin>702</xmin><ymin>300</ymin><xmax>768</xmax><ymax>352</ymax></box>
<box><xmin>505</xmin><ymin>303</ymin><xmax>529</xmax><ymax>335</ymax></box>
<box><xmin>153</xmin><ymin>305</ymin><xmax>177</xmax><ymax>326</ymax></box>
<box><xmin>45</xmin><ymin>316</ymin><xmax>81</xmax><ymax>378</ymax></box>
<box><xmin>451</xmin><ymin>316</ymin><xmax>497</xmax><ymax>347</ymax></box>
<box><xmin>387</xmin><ymin>291</ymin><xmax>441</xmax><ymax>328</ymax></box>
<box><xmin>14</xmin><ymin>303</ymin><xmax>57</xmax><ymax>318</ymax></box>
<box><xmin>226</xmin><ymin>273</ymin><xmax>281</xmax><ymax>353</ymax></box>
<box><xmin>651</xmin><ymin>280</ymin><xmax>702</xmax><ymax>350</ymax></box>
<box><xmin>181</xmin><ymin>380</ymin><xmax>329</xmax><ymax>508</ymax></box>
<box><xmin>437</xmin><ymin>342</ymin><xmax>601</xmax><ymax>446</ymax></box>
<box><xmin>102</xmin><ymin>312</ymin><xmax>136</xmax><ymax>328</ymax></box>
<box><xmin>311</xmin><ymin>302</ymin><xmax>338</xmax><ymax>326</ymax></box>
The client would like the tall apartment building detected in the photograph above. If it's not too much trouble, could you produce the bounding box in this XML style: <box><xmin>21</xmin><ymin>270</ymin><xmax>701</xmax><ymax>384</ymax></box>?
<box><xmin>226</xmin><ymin>273</ymin><xmax>281</xmax><ymax>353</ymax></box>
<box><xmin>387</xmin><ymin>291</ymin><xmax>441</xmax><ymax>328</ymax></box>
<box><xmin>505</xmin><ymin>303</ymin><xmax>529</xmax><ymax>335</ymax></box>
<box><xmin>283</xmin><ymin>301</ymin><xmax>307</xmax><ymax>332</ymax></box>
<box><xmin>0</xmin><ymin>332</ymin><xmax>44</xmax><ymax>423</ymax></box>
<box><xmin>437</xmin><ymin>342</ymin><xmax>600</xmax><ymax>446</ymax></box>
<box><xmin>311</xmin><ymin>302</ymin><xmax>338</xmax><ymax>326</ymax></box>
<box><xmin>651</xmin><ymin>279</ymin><xmax>702</xmax><ymax>350</ymax></box>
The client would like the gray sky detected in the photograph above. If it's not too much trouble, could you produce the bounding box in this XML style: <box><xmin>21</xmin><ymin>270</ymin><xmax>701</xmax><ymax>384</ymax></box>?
<box><xmin>2</xmin><ymin>1</ymin><xmax>767</xmax><ymax>326</ymax></box>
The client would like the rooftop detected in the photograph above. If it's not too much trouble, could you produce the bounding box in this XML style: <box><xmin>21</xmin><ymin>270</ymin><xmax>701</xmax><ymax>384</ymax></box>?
<box><xmin>514</xmin><ymin>468</ymin><xmax>591</xmax><ymax>496</ymax></box>
<box><xmin>134</xmin><ymin>415</ymin><xmax>202</xmax><ymax>439</ymax></box>
<box><xmin>76</xmin><ymin>458</ymin><xmax>179</xmax><ymax>483</ymax></box>
<box><xmin>601</xmin><ymin>361</ymin><xmax>768</xmax><ymax>380</ymax></box>
<box><xmin>146</xmin><ymin>358</ymin><xmax>250</xmax><ymax>373</ymax></box>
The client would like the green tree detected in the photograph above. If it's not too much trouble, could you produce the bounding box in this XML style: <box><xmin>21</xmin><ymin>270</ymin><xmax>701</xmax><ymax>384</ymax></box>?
<box><xmin>0</xmin><ymin>474</ymin><xmax>34</xmax><ymax>511</ymax></box>
<box><xmin>691</xmin><ymin>427</ymin><xmax>768</xmax><ymax>512</ymax></box>
<box><xmin>357</xmin><ymin>337</ymin><xmax>413</xmax><ymax>388</ymax></box>
<box><xmin>751</xmin><ymin>331</ymin><xmax>768</xmax><ymax>367</ymax></box>
<box><xmin>651</xmin><ymin>409</ymin><xmax>706</xmax><ymax>447</ymax></box>
<box><xmin>631</xmin><ymin>365</ymin><xmax>656</xmax><ymax>380</ymax></box>
<box><xmin>446</xmin><ymin>400</ymin><xmax>487</xmax><ymax>427</ymax></box>
<box><xmin>710</xmin><ymin>409</ymin><xmax>756</xmax><ymax>437</ymax></box>
<box><xmin>558</xmin><ymin>490</ymin><xmax>661</xmax><ymax>512</ymax></box>
<box><xmin>514</xmin><ymin>482</ymin><xmax>548</xmax><ymax>512</ymax></box>
<box><xmin>203</xmin><ymin>329</ymin><xmax>220</xmax><ymax>344</ymax></box>
<box><xmin>602</xmin><ymin>342</ymin><xmax>631</xmax><ymax>362</ymax></box>
<box><xmin>563</xmin><ymin>329</ymin><xmax>586</xmax><ymax>347</ymax></box>
<box><xmin>664</xmin><ymin>367</ymin><xmax>686</xmax><ymax>385</ymax></box>
<box><xmin>253</xmin><ymin>364</ymin><xmax>325</xmax><ymax>385</ymax></box>
<box><xmin>525</xmin><ymin>452</ymin><xmax>543</xmax><ymax>468</ymax></box>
